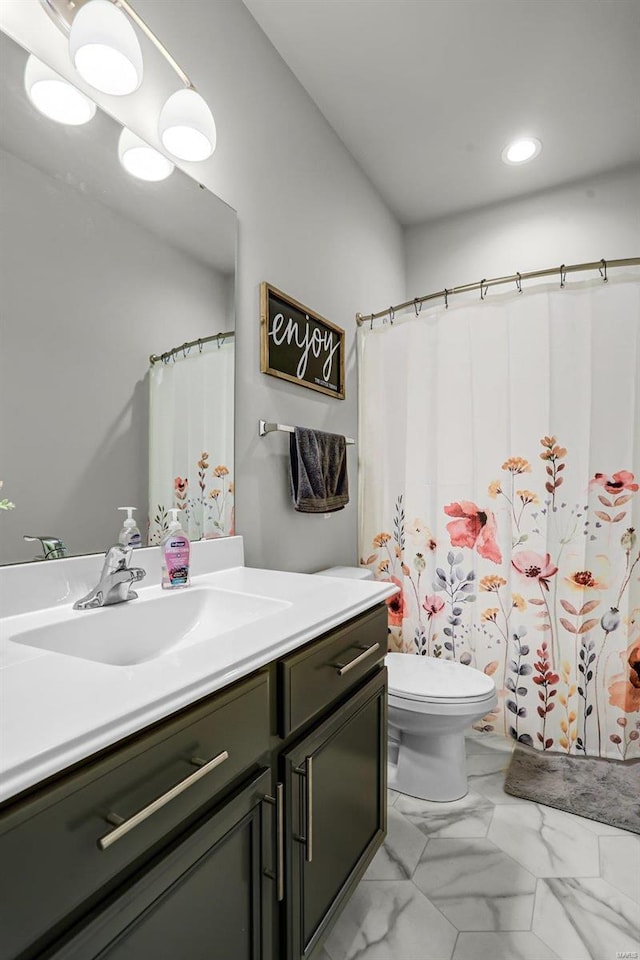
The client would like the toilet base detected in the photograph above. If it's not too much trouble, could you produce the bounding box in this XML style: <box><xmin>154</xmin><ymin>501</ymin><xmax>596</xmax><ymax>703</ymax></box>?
<box><xmin>390</xmin><ymin>729</ymin><xmax>469</xmax><ymax>802</ymax></box>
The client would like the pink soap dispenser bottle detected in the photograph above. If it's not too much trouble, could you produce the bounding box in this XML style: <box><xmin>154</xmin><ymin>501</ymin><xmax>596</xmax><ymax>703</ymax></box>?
<box><xmin>161</xmin><ymin>509</ymin><xmax>190</xmax><ymax>589</ymax></box>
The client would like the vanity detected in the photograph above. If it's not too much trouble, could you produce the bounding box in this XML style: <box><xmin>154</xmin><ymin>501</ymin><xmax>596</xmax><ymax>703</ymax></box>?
<box><xmin>0</xmin><ymin>538</ymin><xmax>395</xmax><ymax>960</ymax></box>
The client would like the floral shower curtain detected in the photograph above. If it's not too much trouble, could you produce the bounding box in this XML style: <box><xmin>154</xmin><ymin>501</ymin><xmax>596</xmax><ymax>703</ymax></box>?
<box><xmin>359</xmin><ymin>273</ymin><xmax>640</xmax><ymax>759</ymax></box>
<box><xmin>148</xmin><ymin>339</ymin><xmax>234</xmax><ymax>544</ymax></box>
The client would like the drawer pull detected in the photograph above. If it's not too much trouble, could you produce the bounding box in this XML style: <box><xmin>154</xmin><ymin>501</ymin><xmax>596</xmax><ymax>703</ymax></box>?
<box><xmin>98</xmin><ymin>750</ymin><xmax>229</xmax><ymax>851</ymax></box>
<box><xmin>336</xmin><ymin>642</ymin><xmax>379</xmax><ymax>676</ymax></box>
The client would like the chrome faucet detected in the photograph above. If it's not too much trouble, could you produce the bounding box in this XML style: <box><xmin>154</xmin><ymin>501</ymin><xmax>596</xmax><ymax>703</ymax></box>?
<box><xmin>24</xmin><ymin>535</ymin><xmax>68</xmax><ymax>560</ymax></box>
<box><xmin>74</xmin><ymin>544</ymin><xmax>146</xmax><ymax>610</ymax></box>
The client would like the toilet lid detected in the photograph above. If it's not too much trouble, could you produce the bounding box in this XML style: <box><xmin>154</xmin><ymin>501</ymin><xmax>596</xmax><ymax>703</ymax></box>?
<box><xmin>386</xmin><ymin>652</ymin><xmax>495</xmax><ymax>702</ymax></box>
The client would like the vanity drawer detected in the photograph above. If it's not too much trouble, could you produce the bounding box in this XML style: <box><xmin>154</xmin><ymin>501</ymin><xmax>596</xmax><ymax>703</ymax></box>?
<box><xmin>0</xmin><ymin>671</ymin><xmax>269</xmax><ymax>960</ymax></box>
<box><xmin>279</xmin><ymin>603</ymin><xmax>388</xmax><ymax>737</ymax></box>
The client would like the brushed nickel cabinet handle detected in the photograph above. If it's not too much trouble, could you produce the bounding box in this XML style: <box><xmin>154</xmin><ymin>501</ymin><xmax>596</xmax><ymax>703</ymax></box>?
<box><xmin>304</xmin><ymin>755</ymin><xmax>313</xmax><ymax>863</ymax></box>
<box><xmin>264</xmin><ymin>782</ymin><xmax>285</xmax><ymax>901</ymax></box>
<box><xmin>336</xmin><ymin>642</ymin><xmax>379</xmax><ymax>676</ymax></box>
<box><xmin>98</xmin><ymin>750</ymin><xmax>229</xmax><ymax>851</ymax></box>
<box><xmin>293</xmin><ymin>757</ymin><xmax>313</xmax><ymax>862</ymax></box>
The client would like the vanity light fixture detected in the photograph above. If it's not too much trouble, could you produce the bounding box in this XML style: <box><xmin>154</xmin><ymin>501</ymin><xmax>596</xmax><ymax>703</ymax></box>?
<box><xmin>118</xmin><ymin>127</ymin><xmax>175</xmax><ymax>181</ymax></box>
<box><xmin>158</xmin><ymin>88</ymin><xmax>216</xmax><ymax>162</ymax></box>
<box><xmin>69</xmin><ymin>0</ymin><xmax>142</xmax><ymax>95</ymax></box>
<box><xmin>39</xmin><ymin>0</ymin><xmax>217</xmax><ymax>161</ymax></box>
<box><xmin>24</xmin><ymin>54</ymin><xmax>97</xmax><ymax>125</ymax></box>
<box><xmin>501</xmin><ymin>137</ymin><xmax>542</xmax><ymax>165</ymax></box>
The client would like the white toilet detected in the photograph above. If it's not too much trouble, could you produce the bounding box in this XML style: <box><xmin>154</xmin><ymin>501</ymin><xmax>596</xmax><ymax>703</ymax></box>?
<box><xmin>314</xmin><ymin>566</ymin><xmax>497</xmax><ymax>803</ymax></box>
<box><xmin>387</xmin><ymin>653</ymin><xmax>497</xmax><ymax>802</ymax></box>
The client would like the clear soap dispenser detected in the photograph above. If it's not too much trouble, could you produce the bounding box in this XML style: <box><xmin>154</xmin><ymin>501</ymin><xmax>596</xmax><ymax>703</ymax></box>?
<box><xmin>118</xmin><ymin>507</ymin><xmax>142</xmax><ymax>549</ymax></box>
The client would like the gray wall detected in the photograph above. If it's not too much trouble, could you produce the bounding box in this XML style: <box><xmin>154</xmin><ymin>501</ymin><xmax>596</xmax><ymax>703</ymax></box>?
<box><xmin>0</xmin><ymin>146</ymin><xmax>232</xmax><ymax>563</ymax></box>
<box><xmin>405</xmin><ymin>165</ymin><xmax>640</xmax><ymax>295</ymax></box>
<box><xmin>1</xmin><ymin>0</ymin><xmax>406</xmax><ymax>574</ymax></box>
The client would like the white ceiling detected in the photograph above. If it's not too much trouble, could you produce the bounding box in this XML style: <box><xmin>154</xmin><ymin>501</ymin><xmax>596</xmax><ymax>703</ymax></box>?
<box><xmin>243</xmin><ymin>0</ymin><xmax>640</xmax><ymax>226</ymax></box>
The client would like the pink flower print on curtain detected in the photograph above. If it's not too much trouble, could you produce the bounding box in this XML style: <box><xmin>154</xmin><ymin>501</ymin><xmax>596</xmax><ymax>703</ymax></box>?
<box><xmin>444</xmin><ymin>501</ymin><xmax>502</xmax><ymax>564</ymax></box>
<box><xmin>590</xmin><ymin>471</ymin><xmax>639</xmax><ymax>495</ymax></box>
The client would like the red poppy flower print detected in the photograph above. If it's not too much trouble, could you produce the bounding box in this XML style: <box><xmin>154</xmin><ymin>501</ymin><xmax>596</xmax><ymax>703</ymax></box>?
<box><xmin>385</xmin><ymin>576</ymin><xmax>405</xmax><ymax>626</ymax></box>
<box><xmin>512</xmin><ymin>551</ymin><xmax>559</xmax><ymax>588</ymax></box>
<box><xmin>174</xmin><ymin>477</ymin><xmax>188</xmax><ymax>495</ymax></box>
<box><xmin>444</xmin><ymin>501</ymin><xmax>502</xmax><ymax>564</ymax></box>
<box><xmin>590</xmin><ymin>471</ymin><xmax>638</xmax><ymax>495</ymax></box>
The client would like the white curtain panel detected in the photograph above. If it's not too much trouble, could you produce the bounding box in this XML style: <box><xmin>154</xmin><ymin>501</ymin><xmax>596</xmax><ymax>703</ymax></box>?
<box><xmin>359</xmin><ymin>274</ymin><xmax>640</xmax><ymax>758</ymax></box>
<box><xmin>148</xmin><ymin>340</ymin><xmax>234</xmax><ymax>544</ymax></box>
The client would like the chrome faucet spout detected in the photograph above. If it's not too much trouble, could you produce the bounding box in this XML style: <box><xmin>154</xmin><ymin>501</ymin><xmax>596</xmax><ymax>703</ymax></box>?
<box><xmin>74</xmin><ymin>545</ymin><xmax>146</xmax><ymax>610</ymax></box>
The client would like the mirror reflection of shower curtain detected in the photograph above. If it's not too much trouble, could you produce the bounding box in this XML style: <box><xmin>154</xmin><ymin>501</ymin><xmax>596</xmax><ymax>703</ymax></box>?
<box><xmin>359</xmin><ymin>273</ymin><xmax>640</xmax><ymax>760</ymax></box>
<box><xmin>148</xmin><ymin>340</ymin><xmax>234</xmax><ymax>544</ymax></box>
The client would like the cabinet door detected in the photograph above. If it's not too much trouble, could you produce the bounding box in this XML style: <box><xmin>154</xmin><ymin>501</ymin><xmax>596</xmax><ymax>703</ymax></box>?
<box><xmin>283</xmin><ymin>669</ymin><xmax>387</xmax><ymax>960</ymax></box>
<box><xmin>49</xmin><ymin>769</ymin><xmax>275</xmax><ymax>960</ymax></box>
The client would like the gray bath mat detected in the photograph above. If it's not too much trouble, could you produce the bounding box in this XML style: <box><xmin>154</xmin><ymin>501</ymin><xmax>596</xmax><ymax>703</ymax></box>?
<box><xmin>504</xmin><ymin>744</ymin><xmax>640</xmax><ymax>834</ymax></box>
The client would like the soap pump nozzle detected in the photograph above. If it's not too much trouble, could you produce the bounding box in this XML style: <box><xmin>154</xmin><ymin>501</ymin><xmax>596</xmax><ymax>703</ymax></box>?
<box><xmin>167</xmin><ymin>508</ymin><xmax>181</xmax><ymax>531</ymax></box>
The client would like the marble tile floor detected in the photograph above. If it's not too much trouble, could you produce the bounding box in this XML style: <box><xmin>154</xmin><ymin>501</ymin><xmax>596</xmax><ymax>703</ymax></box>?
<box><xmin>319</xmin><ymin>734</ymin><xmax>640</xmax><ymax>960</ymax></box>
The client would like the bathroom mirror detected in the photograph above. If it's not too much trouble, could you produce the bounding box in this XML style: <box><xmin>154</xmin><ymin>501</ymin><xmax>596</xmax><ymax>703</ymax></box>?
<box><xmin>0</xmin><ymin>29</ymin><xmax>237</xmax><ymax>565</ymax></box>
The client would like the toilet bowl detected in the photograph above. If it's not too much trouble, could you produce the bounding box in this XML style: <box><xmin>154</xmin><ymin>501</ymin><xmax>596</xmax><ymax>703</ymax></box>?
<box><xmin>387</xmin><ymin>653</ymin><xmax>497</xmax><ymax>802</ymax></box>
<box><xmin>313</xmin><ymin>567</ymin><xmax>496</xmax><ymax>802</ymax></box>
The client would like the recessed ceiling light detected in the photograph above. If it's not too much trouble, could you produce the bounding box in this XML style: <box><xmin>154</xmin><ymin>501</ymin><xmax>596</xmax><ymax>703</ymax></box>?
<box><xmin>24</xmin><ymin>54</ymin><xmax>97</xmax><ymax>125</ymax></box>
<box><xmin>502</xmin><ymin>137</ymin><xmax>542</xmax><ymax>165</ymax></box>
<box><xmin>118</xmin><ymin>128</ymin><xmax>174</xmax><ymax>181</ymax></box>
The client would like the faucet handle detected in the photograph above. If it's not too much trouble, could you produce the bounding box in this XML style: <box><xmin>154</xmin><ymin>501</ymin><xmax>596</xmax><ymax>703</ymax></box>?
<box><xmin>102</xmin><ymin>543</ymin><xmax>132</xmax><ymax>574</ymax></box>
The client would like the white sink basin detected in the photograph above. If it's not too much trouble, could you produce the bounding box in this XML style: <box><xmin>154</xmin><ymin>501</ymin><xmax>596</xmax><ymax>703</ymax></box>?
<box><xmin>8</xmin><ymin>587</ymin><xmax>290</xmax><ymax>666</ymax></box>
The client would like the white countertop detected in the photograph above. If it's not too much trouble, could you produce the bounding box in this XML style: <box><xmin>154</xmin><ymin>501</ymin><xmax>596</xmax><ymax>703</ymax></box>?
<box><xmin>0</xmin><ymin>538</ymin><xmax>395</xmax><ymax>803</ymax></box>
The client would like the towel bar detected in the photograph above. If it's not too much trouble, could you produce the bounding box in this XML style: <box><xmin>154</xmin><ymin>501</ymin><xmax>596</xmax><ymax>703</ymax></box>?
<box><xmin>258</xmin><ymin>420</ymin><xmax>355</xmax><ymax>445</ymax></box>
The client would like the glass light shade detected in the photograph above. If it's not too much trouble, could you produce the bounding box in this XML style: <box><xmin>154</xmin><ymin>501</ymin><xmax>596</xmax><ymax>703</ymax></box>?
<box><xmin>69</xmin><ymin>0</ymin><xmax>143</xmax><ymax>95</ymax></box>
<box><xmin>158</xmin><ymin>88</ymin><xmax>216</xmax><ymax>161</ymax></box>
<box><xmin>118</xmin><ymin>127</ymin><xmax>174</xmax><ymax>181</ymax></box>
<box><xmin>24</xmin><ymin>54</ymin><xmax>97</xmax><ymax>125</ymax></box>
<box><xmin>502</xmin><ymin>137</ymin><xmax>542</xmax><ymax>165</ymax></box>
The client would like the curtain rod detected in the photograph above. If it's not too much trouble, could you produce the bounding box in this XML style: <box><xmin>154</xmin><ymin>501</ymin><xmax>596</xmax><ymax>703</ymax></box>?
<box><xmin>355</xmin><ymin>257</ymin><xmax>640</xmax><ymax>327</ymax></box>
<box><xmin>149</xmin><ymin>330</ymin><xmax>234</xmax><ymax>365</ymax></box>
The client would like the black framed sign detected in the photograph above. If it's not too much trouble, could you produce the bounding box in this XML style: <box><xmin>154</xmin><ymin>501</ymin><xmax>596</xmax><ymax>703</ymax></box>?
<box><xmin>260</xmin><ymin>283</ymin><xmax>345</xmax><ymax>399</ymax></box>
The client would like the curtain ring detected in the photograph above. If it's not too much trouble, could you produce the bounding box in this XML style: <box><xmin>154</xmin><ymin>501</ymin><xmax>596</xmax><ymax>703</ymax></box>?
<box><xmin>480</xmin><ymin>279</ymin><xmax>488</xmax><ymax>301</ymax></box>
<box><xmin>599</xmin><ymin>258</ymin><xmax>608</xmax><ymax>282</ymax></box>
<box><xmin>389</xmin><ymin>306</ymin><xmax>395</xmax><ymax>325</ymax></box>
<box><xmin>217</xmin><ymin>335</ymin><xmax>222</xmax><ymax>349</ymax></box>
<box><xmin>560</xmin><ymin>264</ymin><xmax>567</xmax><ymax>288</ymax></box>
<box><xmin>414</xmin><ymin>297</ymin><xmax>422</xmax><ymax>317</ymax></box>
<box><xmin>443</xmin><ymin>288</ymin><xmax>449</xmax><ymax>309</ymax></box>
<box><xmin>515</xmin><ymin>272</ymin><xmax>522</xmax><ymax>294</ymax></box>
<box><xmin>182</xmin><ymin>342</ymin><xmax>189</xmax><ymax>359</ymax></box>
<box><xmin>198</xmin><ymin>338</ymin><xmax>203</xmax><ymax>353</ymax></box>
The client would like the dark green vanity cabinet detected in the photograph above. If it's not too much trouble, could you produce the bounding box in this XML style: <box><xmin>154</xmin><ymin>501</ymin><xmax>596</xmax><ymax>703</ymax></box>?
<box><xmin>283</xmin><ymin>671</ymin><xmax>387</xmax><ymax>959</ymax></box>
<box><xmin>0</xmin><ymin>603</ymin><xmax>388</xmax><ymax>960</ymax></box>
<box><xmin>46</xmin><ymin>768</ymin><xmax>274</xmax><ymax>960</ymax></box>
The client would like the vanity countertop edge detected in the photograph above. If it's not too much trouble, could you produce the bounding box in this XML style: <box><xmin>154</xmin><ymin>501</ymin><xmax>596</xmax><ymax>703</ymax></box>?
<box><xmin>0</xmin><ymin>538</ymin><xmax>396</xmax><ymax>804</ymax></box>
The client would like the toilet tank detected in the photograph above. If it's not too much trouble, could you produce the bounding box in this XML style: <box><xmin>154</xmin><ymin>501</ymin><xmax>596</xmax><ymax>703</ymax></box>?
<box><xmin>314</xmin><ymin>566</ymin><xmax>374</xmax><ymax>581</ymax></box>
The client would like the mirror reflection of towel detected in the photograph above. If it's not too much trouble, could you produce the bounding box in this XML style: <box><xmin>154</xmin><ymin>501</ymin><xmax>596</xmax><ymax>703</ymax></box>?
<box><xmin>289</xmin><ymin>427</ymin><xmax>349</xmax><ymax>513</ymax></box>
